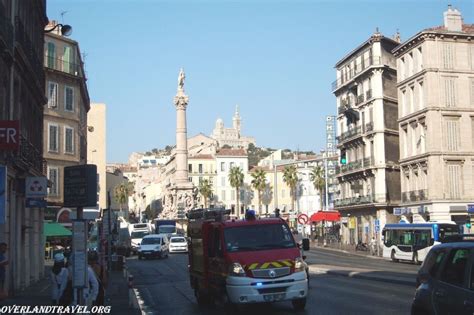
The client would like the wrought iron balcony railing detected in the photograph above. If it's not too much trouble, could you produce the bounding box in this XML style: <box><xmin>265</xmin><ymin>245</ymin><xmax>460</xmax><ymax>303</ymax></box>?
<box><xmin>331</xmin><ymin>57</ymin><xmax>382</xmax><ymax>91</ymax></box>
<box><xmin>334</xmin><ymin>193</ymin><xmax>388</xmax><ymax>207</ymax></box>
<box><xmin>336</xmin><ymin>126</ymin><xmax>362</xmax><ymax>142</ymax></box>
<box><xmin>402</xmin><ymin>189</ymin><xmax>428</xmax><ymax>202</ymax></box>
<box><xmin>45</xmin><ymin>55</ymin><xmax>84</xmax><ymax>77</ymax></box>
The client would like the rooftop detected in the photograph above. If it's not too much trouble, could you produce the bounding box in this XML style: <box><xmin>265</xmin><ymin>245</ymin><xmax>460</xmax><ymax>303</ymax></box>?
<box><xmin>216</xmin><ymin>148</ymin><xmax>247</xmax><ymax>157</ymax></box>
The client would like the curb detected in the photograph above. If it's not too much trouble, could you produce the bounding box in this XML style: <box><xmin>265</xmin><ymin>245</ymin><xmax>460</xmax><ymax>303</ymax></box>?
<box><xmin>309</xmin><ymin>266</ymin><xmax>415</xmax><ymax>286</ymax></box>
<box><xmin>123</xmin><ymin>265</ymin><xmax>147</xmax><ymax>314</ymax></box>
<box><xmin>311</xmin><ymin>244</ymin><xmax>385</xmax><ymax>260</ymax></box>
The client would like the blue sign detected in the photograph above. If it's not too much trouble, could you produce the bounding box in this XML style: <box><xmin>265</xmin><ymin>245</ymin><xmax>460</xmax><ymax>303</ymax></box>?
<box><xmin>0</xmin><ymin>165</ymin><xmax>5</xmax><ymax>224</ymax></box>
<box><xmin>468</xmin><ymin>204</ymin><xmax>474</xmax><ymax>214</ymax></box>
<box><xmin>394</xmin><ymin>208</ymin><xmax>402</xmax><ymax>215</ymax></box>
<box><xmin>26</xmin><ymin>198</ymin><xmax>47</xmax><ymax>208</ymax></box>
<box><xmin>374</xmin><ymin>219</ymin><xmax>380</xmax><ymax>232</ymax></box>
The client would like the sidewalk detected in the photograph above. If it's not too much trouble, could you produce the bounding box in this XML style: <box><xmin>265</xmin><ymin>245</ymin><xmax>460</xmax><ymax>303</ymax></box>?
<box><xmin>0</xmin><ymin>261</ymin><xmax>140</xmax><ymax>315</ymax></box>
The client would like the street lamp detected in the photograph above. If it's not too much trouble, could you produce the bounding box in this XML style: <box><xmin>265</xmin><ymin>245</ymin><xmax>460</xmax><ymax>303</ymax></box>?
<box><xmin>44</xmin><ymin>23</ymin><xmax>73</xmax><ymax>36</ymax></box>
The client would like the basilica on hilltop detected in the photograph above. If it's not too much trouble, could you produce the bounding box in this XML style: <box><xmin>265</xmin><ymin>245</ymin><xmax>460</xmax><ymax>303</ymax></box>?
<box><xmin>211</xmin><ymin>105</ymin><xmax>256</xmax><ymax>149</ymax></box>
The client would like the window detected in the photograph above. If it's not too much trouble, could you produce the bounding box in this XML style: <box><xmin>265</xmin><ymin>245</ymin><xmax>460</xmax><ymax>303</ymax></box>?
<box><xmin>418</xmin><ymin>81</ymin><xmax>424</xmax><ymax>109</ymax></box>
<box><xmin>444</xmin><ymin>77</ymin><xmax>456</xmax><ymax>107</ymax></box>
<box><xmin>447</xmin><ymin>163</ymin><xmax>462</xmax><ymax>199</ymax></box>
<box><xmin>48</xmin><ymin>167</ymin><xmax>59</xmax><ymax>196</ymax></box>
<box><xmin>399</xmin><ymin>57</ymin><xmax>405</xmax><ymax>80</ymax></box>
<box><xmin>188</xmin><ymin>164</ymin><xmax>192</xmax><ymax>172</ymax></box>
<box><xmin>47</xmin><ymin>42</ymin><xmax>55</xmax><ymax>68</ymax></box>
<box><xmin>198</xmin><ymin>164</ymin><xmax>203</xmax><ymax>174</ymax></box>
<box><xmin>221</xmin><ymin>177</ymin><xmax>225</xmax><ymax>186</ymax></box>
<box><xmin>64</xmin><ymin>86</ymin><xmax>74</xmax><ymax>111</ymax></box>
<box><xmin>443</xmin><ymin>43</ymin><xmax>454</xmax><ymax>69</ymax></box>
<box><xmin>63</xmin><ymin>46</ymin><xmax>72</xmax><ymax>74</ymax></box>
<box><xmin>230</xmin><ymin>162</ymin><xmax>235</xmax><ymax>169</ymax></box>
<box><xmin>423</xmin><ymin>249</ymin><xmax>446</xmax><ymax>277</ymax></box>
<box><xmin>65</xmin><ymin>127</ymin><xmax>74</xmax><ymax>154</ymax></box>
<box><xmin>410</xmin><ymin>85</ymin><xmax>415</xmax><ymax>112</ymax></box>
<box><xmin>47</xmin><ymin>82</ymin><xmax>58</xmax><ymax>108</ymax></box>
<box><xmin>440</xmin><ymin>248</ymin><xmax>469</xmax><ymax>287</ymax></box>
<box><xmin>48</xmin><ymin>124</ymin><xmax>58</xmax><ymax>152</ymax></box>
<box><xmin>221</xmin><ymin>162</ymin><xmax>225</xmax><ymax>172</ymax></box>
<box><xmin>221</xmin><ymin>190</ymin><xmax>226</xmax><ymax>201</ymax></box>
<box><xmin>471</xmin><ymin>79</ymin><xmax>474</xmax><ymax>107</ymax></box>
<box><xmin>445</xmin><ymin>118</ymin><xmax>460</xmax><ymax>151</ymax></box>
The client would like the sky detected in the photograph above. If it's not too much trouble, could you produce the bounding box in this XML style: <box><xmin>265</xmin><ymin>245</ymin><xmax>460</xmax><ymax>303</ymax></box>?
<box><xmin>47</xmin><ymin>0</ymin><xmax>474</xmax><ymax>163</ymax></box>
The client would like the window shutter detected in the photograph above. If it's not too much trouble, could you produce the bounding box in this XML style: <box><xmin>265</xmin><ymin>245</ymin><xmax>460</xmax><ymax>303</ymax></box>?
<box><xmin>447</xmin><ymin>164</ymin><xmax>461</xmax><ymax>199</ymax></box>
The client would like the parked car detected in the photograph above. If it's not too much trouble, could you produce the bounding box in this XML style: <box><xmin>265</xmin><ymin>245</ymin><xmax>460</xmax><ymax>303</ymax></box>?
<box><xmin>411</xmin><ymin>235</ymin><xmax>474</xmax><ymax>315</ymax></box>
<box><xmin>137</xmin><ymin>234</ymin><xmax>169</xmax><ymax>260</ymax></box>
<box><xmin>169</xmin><ymin>236</ymin><xmax>188</xmax><ymax>253</ymax></box>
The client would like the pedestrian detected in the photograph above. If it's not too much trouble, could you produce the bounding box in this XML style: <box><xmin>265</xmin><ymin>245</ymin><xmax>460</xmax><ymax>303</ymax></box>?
<box><xmin>0</xmin><ymin>242</ymin><xmax>8</xmax><ymax>300</ymax></box>
<box><xmin>51</xmin><ymin>253</ymin><xmax>69</xmax><ymax>305</ymax></box>
<box><xmin>88</xmin><ymin>251</ymin><xmax>106</xmax><ymax>306</ymax></box>
<box><xmin>369</xmin><ymin>236</ymin><xmax>376</xmax><ymax>256</ymax></box>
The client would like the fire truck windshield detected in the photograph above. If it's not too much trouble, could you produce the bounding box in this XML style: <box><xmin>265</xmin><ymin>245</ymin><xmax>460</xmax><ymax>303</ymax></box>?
<box><xmin>224</xmin><ymin>223</ymin><xmax>296</xmax><ymax>252</ymax></box>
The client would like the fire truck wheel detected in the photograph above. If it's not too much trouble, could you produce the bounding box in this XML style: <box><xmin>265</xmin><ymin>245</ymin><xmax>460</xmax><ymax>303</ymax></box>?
<box><xmin>292</xmin><ymin>297</ymin><xmax>306</xmax><ymax>311</ymax></box>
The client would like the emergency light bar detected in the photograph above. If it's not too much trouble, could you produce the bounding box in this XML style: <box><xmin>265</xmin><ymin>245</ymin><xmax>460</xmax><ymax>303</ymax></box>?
<box><xmin>186</xmin><ymin>208</ymin><xmax>231</xmax><ymax>221</ymax></box>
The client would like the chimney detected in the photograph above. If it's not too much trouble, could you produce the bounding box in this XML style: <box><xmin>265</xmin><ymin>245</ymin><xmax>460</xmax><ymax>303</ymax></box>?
<box><xmin>444</xmin><ymin>5</ymin><xmax>463</xmax><ymax>32</ymax></box>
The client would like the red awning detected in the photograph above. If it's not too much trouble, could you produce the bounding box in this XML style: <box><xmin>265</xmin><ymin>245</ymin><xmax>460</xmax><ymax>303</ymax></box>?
<box><xmin>310</xmin><ymin>211</ymin><xmax>341</xmax><ymax>222</ymax></box>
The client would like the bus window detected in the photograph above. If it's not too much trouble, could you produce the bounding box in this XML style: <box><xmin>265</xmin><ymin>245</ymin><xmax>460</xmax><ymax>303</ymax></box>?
<box><xmin>401</xmin><ymin>231</ymin><xmax>414</xmax><ymax>246</ymax></box>
<box><xmin>414</xmin><ymin>230</ymin><xmax>430</xmax><ymax>248</ymax></box>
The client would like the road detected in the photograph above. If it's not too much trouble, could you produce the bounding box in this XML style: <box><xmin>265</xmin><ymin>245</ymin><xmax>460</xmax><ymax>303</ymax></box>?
<box><xmin>126</xmin><ymin>247</ymin><xmax>417</xmax><ymax>314</ymax></box>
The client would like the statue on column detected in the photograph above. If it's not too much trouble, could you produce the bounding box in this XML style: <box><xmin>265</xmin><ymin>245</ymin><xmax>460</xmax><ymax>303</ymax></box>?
<box><xmin>178</xmin><ymin>68</ymin><xmax>185</xmax><ymax>90</ymax></box>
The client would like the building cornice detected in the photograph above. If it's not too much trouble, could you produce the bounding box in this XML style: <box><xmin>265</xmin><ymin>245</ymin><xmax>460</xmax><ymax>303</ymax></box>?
<box><xmin>400</xmin><ymin>152</ymin><xmax>474</xmax><ymax>165</ymax></box>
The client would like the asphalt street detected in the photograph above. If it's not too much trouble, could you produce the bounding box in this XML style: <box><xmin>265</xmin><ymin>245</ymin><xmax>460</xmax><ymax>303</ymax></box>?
<box><xmin>126</xmin><ymin>247</ymin><xmax>417</xmax><ymax>315</ymax></box>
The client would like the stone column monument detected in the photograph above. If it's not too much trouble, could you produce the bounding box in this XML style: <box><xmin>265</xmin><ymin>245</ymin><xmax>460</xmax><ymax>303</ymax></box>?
<box><xmin>161</xmin><ymin>69</ymin><xmax>195</xmax><ymax>218</ymax></box>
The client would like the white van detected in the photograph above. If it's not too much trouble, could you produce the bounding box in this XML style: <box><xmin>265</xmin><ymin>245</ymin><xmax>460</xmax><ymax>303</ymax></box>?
<box><xmin>138</xmin><ymin>234</ymin><xmax>169</xmax><ymax>260</ymax></box>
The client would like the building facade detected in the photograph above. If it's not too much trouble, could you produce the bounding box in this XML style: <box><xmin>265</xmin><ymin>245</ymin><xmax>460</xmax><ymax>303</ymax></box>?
<box><xmin>188</xmin><ymin>154</ymin><xmax>216</xmax><ymax>207</ymax></box>
<box><xmin>393</xmin><ymin>6</ymin><xmax>474</xmax><ymax>228</ymax></box>
<box><xmin>0</xmin><ymin>0</ymin><xmax>48</xmax><ymax>293</ymax></box>
<box><xmin>87</xmin><ymin>103</ymin><xmax>106</xmax><ymax>210</ymax></box>
<box><xmin>211</xmin><ymin>106</ymin><xmax>256</xmax><ymax>149</ymax></box>
<box><xmin>43</xmin><ymin>21</ymin><xmax>89</xmax><ymax>215</ymax></box>
<box><xmin>333</xmin><ymin>31</ymin><xmax>400</xmax><ymax>245</ymax></box>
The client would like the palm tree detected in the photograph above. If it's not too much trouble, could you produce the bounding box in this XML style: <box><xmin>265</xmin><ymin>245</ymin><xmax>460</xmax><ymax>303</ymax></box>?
<box><xmin>310</xmin><ymin>166</ymin><xmax>326</xmax><ymax>211</ymax></box>
<box><xmin>228</xmin><ymin>167</ymin><xmax>244</xmax><ymax>215</ymax></box>
<box><xmin>283</xmin><ymin>165</ymin><xmax>298</xmax><ymax>211</ymax></box>
<box><xmin>198</xmin><ymin>179</ymin><xmax>213</xmax><ymax>208</ymax></box>
<box><xmin>251</xmin><ymin>169</ymin><xmax>267</xmax><ymax>215</ymax></box>
<box><xmin>114</xmin><ymin>181</ymin><xmax>134</xmax><ymax>214</ymax></box>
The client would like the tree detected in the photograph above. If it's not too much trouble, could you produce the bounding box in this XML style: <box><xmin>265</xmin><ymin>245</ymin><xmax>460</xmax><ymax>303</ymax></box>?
<box><xmin>198</xmin><ymin>179</ymin><xmax>213</xmax><ymax>208</ymax></box>
<box><xmin>113</xmin><ymin>181</ymin><xmax>134</xmax><ymax>213</ymax></box>
<box><xmin>283</xmin><ymin>165</ymin><xmax>298</xmax><ymax>211</ymax></box>
<box><xmin>251</xmin><ymin>169</ymin><xmax>267</xmax><ymax>215</ymax></box>
<box><xmin>310</xmin><ymin>165</ymin><xmax>325</xmax><ymax>211</ymax></box>
<box><xmin>228</xmin><ymin>167</ymin><xmax>244</xmax><ymax>215</ymax></box>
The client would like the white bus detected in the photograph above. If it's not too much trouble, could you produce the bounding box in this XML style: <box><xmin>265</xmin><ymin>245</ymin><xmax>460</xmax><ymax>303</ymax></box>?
<box><xmin>382</xmin><ymin>222</ymin><xmax>459</xmax><ymax>264</ymax></box>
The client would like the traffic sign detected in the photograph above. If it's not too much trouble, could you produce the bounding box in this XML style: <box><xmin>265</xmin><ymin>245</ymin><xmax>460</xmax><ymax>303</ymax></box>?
<box><xmin>297</xmin><ymin>214</ymin><xmax>308</xmax><ymax>225</ymax></box>
<box><xmin>468</xmin><ymin>204</ymin><xmax>474</xmax><ymax>214</ymax></box>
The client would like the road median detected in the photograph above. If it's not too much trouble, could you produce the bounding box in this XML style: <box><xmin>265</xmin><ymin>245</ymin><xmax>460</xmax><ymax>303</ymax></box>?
<box><xmin>309</xmin><ymin>264</ymin><xmax>416</xmax><ymax>286</ymax></box>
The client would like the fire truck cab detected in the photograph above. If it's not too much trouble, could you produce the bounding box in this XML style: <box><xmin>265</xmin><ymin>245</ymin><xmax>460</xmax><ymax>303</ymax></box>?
<box><xmin>187</xmin><ymin>208</ymin><xmax>309</xmax><ymax>311</ymax></box>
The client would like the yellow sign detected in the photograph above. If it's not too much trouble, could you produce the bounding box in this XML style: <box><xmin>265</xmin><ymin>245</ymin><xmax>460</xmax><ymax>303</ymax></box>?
<box><xmin>348</xmin><ymin>217</ymin><xmax>356</xmax><ymax>229</ymax></box>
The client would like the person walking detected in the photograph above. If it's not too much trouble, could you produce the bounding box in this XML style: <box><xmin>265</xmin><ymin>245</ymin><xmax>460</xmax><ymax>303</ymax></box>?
<box><xmin>369</xmin><ymin>236</ymin><xmax>376</xmax><ymax>256</ymax></box>
<box><xmin>51</xmin><ymin>253</ymin><xmax>69</xmax><ymax>305</ymax></box>
<box><xmin>0</xmin><ymin>243</ymin><xmax>8</xmax><ymax>300</ymax></box>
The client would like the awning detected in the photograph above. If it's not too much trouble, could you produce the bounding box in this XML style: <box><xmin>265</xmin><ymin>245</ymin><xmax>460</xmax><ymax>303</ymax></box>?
<box><xmin>310</xmin><ymin>211</ymin><xmax>341</xmax><ymax>222</ymax></box>
<box><xmin>43</xmin><ymin>222</ymin><xmax>72</xmax><ymax>237</ymax></box>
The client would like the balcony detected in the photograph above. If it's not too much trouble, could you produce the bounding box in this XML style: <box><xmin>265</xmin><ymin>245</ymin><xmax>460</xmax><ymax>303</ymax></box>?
<box><xmin>366</xmin><ymin>89</ymin><xmax>372</xmax><ymax>100</ymax></box>
<box><xmin>336</xmin><ymin>126</ymin><xmax>362</xmax><ymax>143</ymax></box>
<box><xmin>17</xmin><ymin>135</ymin><xmax>43</xmax><ymax>175</ymax></box>
<box><xmin>336</xmin><ymin>156</ymin><xmax>373</xmax><ymax>175</ymax></box>
<box><xmin>334</xmin><ymin>193</ymin><xmax>388</xmax><ymax>207</ymax></box>
<box><xmin>45</xmin><ymin>55</ymin><xmax>84</xmax><ymax>77</ymax></box>
<box><xmin>402</xmin><ymin>189</ymin><xmax>428</xmax><ymax>203</ymax></box>
<box><xmin>332</xmin><ymin>57</ymin><xmax>382</xmax><ymax>91</ymax></box>
<box><xmin>0</xmin><ymin>2</ymin><xmax>13</xmax><ymax>54</ymax></box>
<box><xmin>15</xmin><ymin>17</ymin><xmax>44</xmax><ymax>86</ymax></box>
<box><xmin>356</xmin><ymin>94</ymin><xmax>364</xmax><ymax>105</ymax></box>
<box><xmin>365</xmin><ymin>122</ymin><xmax>374</xmax><ymax>132</ymax></box>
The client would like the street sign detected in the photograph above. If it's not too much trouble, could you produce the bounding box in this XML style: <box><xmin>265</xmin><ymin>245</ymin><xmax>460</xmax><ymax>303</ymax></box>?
<box><xmin>374</xmin><ymin>219</ymin><xmax>380</xmax><ymax>228</ymax></box>
<box><xmin>25</xmin><ymin>177</ymin><xmax>47</xmax><ymax>198</ymax></box>
<box><xmin>394</xmin><ymin>207</ymin><xmax>404</xmax><ymax>215</ymax></box>
<box><xmin>64</xmin><ymin>165</ymin><xmax>97</xmax><ymax>207</ymax></box>
<box><xmin>25</xmin><ymin>198</ymin><xmax>47</xmax><ymax>208</ymax></box>
<box><xmin>297</xmin><ymin>213</ymin><xmax>308</xmax><ymax>225</ymax></box>
<box><xmin>468</xmin><ymin>204</ymin><xmax>474</xmax><ymax>214</ymax></box>
<box><xmin>0</xmin><ymin>120</ymin><xmax>20</xmax><ymax>151</ymax></box>
<box><xmin>72</xmin><ymin>220</ymin><xmax>88</xmax><ymax>289</ymax></box>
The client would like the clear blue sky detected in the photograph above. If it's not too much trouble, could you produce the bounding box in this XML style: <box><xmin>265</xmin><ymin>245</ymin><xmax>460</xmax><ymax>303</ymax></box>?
<box><xmin>47</xmin><ymin>0</ymin><xmax>473</xmax><ymax>163</ymax></box>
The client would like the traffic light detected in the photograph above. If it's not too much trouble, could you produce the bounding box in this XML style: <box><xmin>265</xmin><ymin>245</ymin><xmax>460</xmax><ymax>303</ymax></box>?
<box><xmin>466</xmin><ymin>217</ymin><xmax>472</xmax><ymax>229</ymax></box>
<box><xmin>340</xmin><ymin>150</ymin><xmax>347</xmax><ymax>165</ymax></box>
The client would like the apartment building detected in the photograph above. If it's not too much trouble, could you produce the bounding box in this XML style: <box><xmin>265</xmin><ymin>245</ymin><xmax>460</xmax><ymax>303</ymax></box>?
<box><xmin>333</xmin><ymin>30</ymin><xmax>400</xmax><ymax>244</ymax></box>
<box><xmin>43</xmin><ymin>21</ymin><xmax>90</xmax><ymax>214</ymax></box>
<box><xmin>394</xmin><ymin>6</ymin><xmax>474</xmax><ymax>227</ymax></box>
<box><xmin>0</xmin><ymin>0</ymin><xmax>48</xmax><ymax>293</ymax></box>
<box><xmin>188</xmin><ymin>154</ymin><xmax>216</xmax><ymax>207</ymax></box>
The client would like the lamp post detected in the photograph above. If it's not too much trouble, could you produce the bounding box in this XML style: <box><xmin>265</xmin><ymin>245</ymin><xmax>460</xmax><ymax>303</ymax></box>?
<box><xmin>44</xmin><ymin>23</ymin><xmax>73</xmax><ymax>36</ymax></box>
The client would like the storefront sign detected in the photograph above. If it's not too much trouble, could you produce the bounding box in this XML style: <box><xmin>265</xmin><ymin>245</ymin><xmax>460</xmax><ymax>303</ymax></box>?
<box><xmin>0</xmin><ymin>121</ymin><xmax>20</xmax><ymax>151</ymax></box>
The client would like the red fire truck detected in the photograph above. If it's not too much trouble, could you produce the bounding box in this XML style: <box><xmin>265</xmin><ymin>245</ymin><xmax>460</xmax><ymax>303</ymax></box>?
<box><xmin>187</xmin><ymin>208</ymin><xmax>309</xmax><ymax>310</ymax></box>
